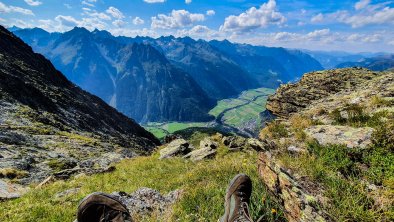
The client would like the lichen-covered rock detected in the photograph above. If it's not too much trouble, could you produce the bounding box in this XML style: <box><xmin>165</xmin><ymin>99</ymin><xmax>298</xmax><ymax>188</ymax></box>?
<box><xmin>258</xmin><ymin>152</ymin><xmax>328</xmax><ymax>222</ymax></box>
<box><xmin>112</xmin><ymin>188</ymin><xmax>182</xmax><ymax>218</ymax></box>
<box><xmin>183</xmin><ymin>147</ymin><xmax>216</xmax><ymax>161</ymax></box>
<box><xmin>0</xmin><ymin>179</ymin><xmax>29</xmax><ymax>200</ymax></box>
<box><xmin>182</xmin><ymin>137</ymin><xmax>217</xmax><ymax>161</ymax></box>
<box><xmin>199</xmin><ymin>137</ymin><xmax>218</xmax><ymax>150</ymax></box>
<box><xmin>222</xmin><ymin>136</ymin><xmax>247</xmax><ymax>150</ymax></box>
<box><xmin>159</xmin><ymin>139</ymin><xmax>191</xmax><ymax>159</ymax></box>
<box><xmin>266</xmin><ymin>68</ymin><xmax>390</xmax><ymax>117</ymax></box>
<box><xmin>305</xmin><ymin>125</ymin><xmax>374</xmax><ymax>148</ymax></box>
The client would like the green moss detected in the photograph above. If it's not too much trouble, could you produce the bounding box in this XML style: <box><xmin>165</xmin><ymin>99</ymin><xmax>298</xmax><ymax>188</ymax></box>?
<box><xmin>56</xmin><ymin>131</ymin><xmax>98</xmax><ymax>145</ymax></box>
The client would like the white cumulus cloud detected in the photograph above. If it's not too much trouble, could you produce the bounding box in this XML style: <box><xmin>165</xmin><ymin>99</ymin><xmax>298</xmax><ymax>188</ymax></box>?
<box><xmin>83</xmin><ymin>9</ymin><xmax>112</xmax><ymax>21</ymax></box>
<box><xmin>112</xmin><ymin>19</ymin><xmax>126</xmax><ymax>27</ymax></box>
<box><xmin>206</xmin><ymin>10</ymin><xmax>215</xmax><ymax>16</ymax></box>
<box><xmin>343</xmin><ymin>6</ymin><xmax>394</xmax><ymax>28</ymax></box>
<box><xmin>220</xmin><ymin>0</ymin><xmax>286</xmax><ymax>32</ymax></box>
<box><xmin>0</xmin><ymin>2</ymin><xmax>34</xmax><ymax>15</ymax></box>
<box><xmin>355</xmin><ymin>0</ymin><xmax>370</xmax><ymax>10</ymax></box>
<box><xmin>151</xmin><ymin>9</ymin><xmax>205</xmax><ymax>29</ymax></box>
<box><xmin>133</xmin><ymin>17</ymin><xmax>145</xmax><ymax>25</ymax></box>
<box><xmin>55</xmin><ymin>15</ymin><xmax>79</xmax><ymax>27</ymax></box>
<box><xmin>306</xmin><ymin>29</ymin><xmax>330</xmax><ymax>40</ymax></box>
<box><xmin>185</xmin><ymin>0</ymin><xmax>192</xmax><ymax>4</ymax></box>
<box><xmin>311</xmin><ymin>13</ymin><xmax>323</xmax><ymax>23</ymax></box>
<box><xmin>24</xmin><ymin>0</ymin><xmax>42</xmax><ymax>6</ymax></box>
<box><xmin>106</xmin><ymin>6</ymin><xmax>125</xmax><ymax>19</ymax></box>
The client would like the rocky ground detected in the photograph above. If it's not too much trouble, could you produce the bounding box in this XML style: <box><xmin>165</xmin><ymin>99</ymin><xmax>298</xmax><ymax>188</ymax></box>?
<box><xmin>259</xmin><ymin>68</ymin><xmax>394</xmax><ymax>221</ymax></box>
<box><xmin>0</xmin><ymin>26</ymin><xmax>159</xmax><ymax>200</ymax></box>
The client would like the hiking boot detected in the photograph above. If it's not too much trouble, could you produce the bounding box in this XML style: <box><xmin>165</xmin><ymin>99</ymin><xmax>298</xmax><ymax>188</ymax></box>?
<box><xmin>77</xmin><ymin>192</ymin><xmax>133</xmax><ymax>222</ymax></box>
<box><xmin>219</xmin><ymin>174</ymin><xmax>253</xmax><ymax>222</ymax></box>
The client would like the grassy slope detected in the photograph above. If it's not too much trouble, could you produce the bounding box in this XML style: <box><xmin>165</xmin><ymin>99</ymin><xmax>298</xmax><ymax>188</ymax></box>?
<box><xmin>0</xmin><ymin>147</ymin><xmax>285</xmax><ymax>222</ymax></box>
<box><xmin>261</xmin><ymin>98</ymin><xmax>394</xmax><ymax>221</ymax></box>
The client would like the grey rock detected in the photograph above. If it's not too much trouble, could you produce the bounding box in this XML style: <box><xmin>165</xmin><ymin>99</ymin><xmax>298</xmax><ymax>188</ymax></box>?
<box><xmin>199</xmin><ymin>137</ymin><xmax>218</xmax><ymax>150</ymax></box>
<box><xmin>112</xmin><ymin>188</ymin><xmax>182</xmax><ymax>218</ymax></box>
<box><xmin>159</xmin><ymin>139</ymin><xmax>190</xmax><ymax>159</ymax></box>
<box><xmin>247</xmin><ymin>138</ymin><xmax>266</xmax><ymax>151</ymax></box>
<box><xmin>0</xmin><ymin>179</ymin><xmax>28</xmax><ymax>200</ymax></box>
<box><xmin>55</xmin><ymin>187</ymin><xmax>80</xmax><ymax>198</ymax></box>
<box><xmin>222</xmin><ymin>136</ymin><xmax>247</xmax><ymax>150</ymax></box>
<box><xmin>287</xmin><ymin>145</ymin><xmax>306</xmax><ymax>154</ymax></box>
<box><xmin>183</xmin><ymin>147</ymin><xmax>217</xmax><ymax>161</ymax></box>
<box><xmin>305</xmin><ymin>125</ymin><xmax>374</xmax><ymax>148</ymax></box>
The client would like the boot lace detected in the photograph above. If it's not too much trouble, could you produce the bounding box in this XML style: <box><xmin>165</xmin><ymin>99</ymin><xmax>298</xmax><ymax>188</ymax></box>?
<box><xmin>235</xmin><ymin>191</ymin><xmax>252</xmax><ymax>222</ymax></box>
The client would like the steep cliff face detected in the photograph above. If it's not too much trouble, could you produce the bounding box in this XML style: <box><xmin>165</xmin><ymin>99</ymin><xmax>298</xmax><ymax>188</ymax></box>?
<box><xmin>13</xmin><ymin>27</ymin><xmax>215</xmax><ymax>123</ymax></box>
<box><xmin>209</xmin><ymin>40</ymin><xmax>323</xmax><ymax>84</ymax></box>
<box><xmin>0</xmin><ymin>25</ymin><xmax>159</xmax><ymax>185</ymax></box>
<box><xmin>113</xmin><ymin>43</ymin><xmax>216</xmax><ymax>123</ymax></box>
<box><xmin>141</xmin><ymin>37</ymin><xmax>259</xmax><ymax>100</ymax></box>
<box><xmin>266</xmin><ymin>68</ymin><xmax>387</xmax><ymax>117</ymax></box>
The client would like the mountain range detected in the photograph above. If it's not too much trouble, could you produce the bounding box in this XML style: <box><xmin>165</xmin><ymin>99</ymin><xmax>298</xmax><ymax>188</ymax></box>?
<box><xmin>336</xmin><ymin>54</ymin><xmax>394</xmax><ymax>71</ymax></box>
<box><xmin>0</xmin><ymin>25</ymin><xmax>159</xmax><ymax>152</ymax></box>
<box><xmin>12</xmin><ymin>27</ymin><xmax>324</xmax><ymax>123</ymax></box>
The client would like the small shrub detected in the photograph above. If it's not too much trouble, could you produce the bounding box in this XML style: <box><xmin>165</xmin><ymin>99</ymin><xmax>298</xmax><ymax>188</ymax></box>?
<box><xmin>371</xmin><ymin>120</ymin><xmax>394</xmax><ymax>151</ymax></box>
<box><xmin>289</xmin><ymin>114</ymin><xmax>313</xmax><ymax>142</ymax></box>
<box><xmin>330</xmin><ymin>108</ymin><xmax>345</xmax><ymax>123</ymax></box>
<box><xmin>370</xmin><ymin>95</ymin><xmax>391</xmax><ymax>108</ymax></box>
<box><xmin>330</xmin><ymin>104</ymin><xmax>385</xmax><ymax>127</ymax></box>
<box><xmin>289</xmin><ymin>114</ymin><xmax>313</xmax><ymax>130</ymax></box>
<box><xmin>47</xmin><ymin>159</ymin><xmax>77</xmax><ymax>172</ymax></box>
<box><xmin>259</xmin><ymin>121</ymin><xmax>289</xmax><ymax>140</ymax></box>
<box><xmin>0</xmin><ymin>168</ymin><xmax>28</xmax><ymax>179</ymax></box>
<box><xmin>316</xmin><ymin>108</ymin><xmax>327</xmax><ymax>116</ymax></box>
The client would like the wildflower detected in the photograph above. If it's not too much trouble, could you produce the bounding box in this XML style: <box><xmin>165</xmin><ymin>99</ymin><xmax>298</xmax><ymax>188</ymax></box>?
<box><xmin>271</xmin><ymin>208</ymin><xmax>277</xmax><ymax>214</ymax></box>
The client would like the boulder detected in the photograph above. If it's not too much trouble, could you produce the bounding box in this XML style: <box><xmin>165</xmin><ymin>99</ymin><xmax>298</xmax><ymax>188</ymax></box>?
<box><xmin>55</xmin><ymin>187</ymin><xmax>80</xmax><ymax>198</ymax></box>
<box><xmin>183</xmin><ymin>148</ymin><xmax>216</xmax><ymax>161</ymax></box>
<box><xmin>222</xmin><ymin>136</ymin><xmax>247</xmax><ymax>150</ymax></box>
<box><xmin>159</xmin><ymin>139</ymin><xmax>191</xmax><ymax>159</ymax></box>
<box><xmin>258</xmin><ymin>152</ymin><xmax>328</xmax><ymax>222</ymax></box>
<box><xmin>112</xmin><ymin>188</ymin><xmax>182</xmax><ymax>218</ymax></box>
<box><xmin>305</xmin><ymin>125</ymin><xmax>374</xmax><ymax>148</ymax></box>
<box><xmin>199</xmin><ymin>137</ymin><xmax>218</xmax><ymax>150</ymax></box>
<box><xmin>183</xmin><ymin>137</ymin><xmax>218</xmax><ymax>161</ymax></box>
<box><xmin>287</xmin><ymin>145</ymin><xmax>306</xmax><ymax>154</ymax></box>
<box><xmin>0</xmin><ymin>179</ymin><xmax>29</xmax><ymax>200</ymax></box>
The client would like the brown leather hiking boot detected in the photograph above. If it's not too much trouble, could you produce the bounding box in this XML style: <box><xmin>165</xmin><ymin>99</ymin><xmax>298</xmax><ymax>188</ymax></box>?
<box><xmin>219</xmin><ymin>174</ymin><xmax>253</xmax><ymax>222</ymax></box>
<box><xmin>77</xmin><ymin>192</ymin><xmax>133</xmax><ymax>222</ymax></box>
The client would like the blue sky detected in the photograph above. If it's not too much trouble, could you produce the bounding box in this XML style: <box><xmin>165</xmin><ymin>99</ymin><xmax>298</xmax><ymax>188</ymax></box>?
<box><xmin>1</xmin><ymin>0</ymin><xmax>394</xmax><ymax>52</ymax></box>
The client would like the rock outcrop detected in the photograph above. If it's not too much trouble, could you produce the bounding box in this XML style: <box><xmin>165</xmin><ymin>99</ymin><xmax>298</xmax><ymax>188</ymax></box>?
<box><xmin>183</xmin><ymin>138</ymin><xmax>218</xmax><ymax>161</ymax></box>
<box><xmin>258</xmin><ymin>152</ymin><xmax>328</xmax><ymax>222</ymax></box>
<box><xmin>305</xmin><ymin>125</ymin><xmax>374</xmax><ymax>148</ymax></box>
<box><xmin>159</xmin><ymin>139</ymin><xmax>191</xmax><ymax>159</ymax></box>
<box><xmin>266</xmin><ymin>68</ymin><xmax>390</xmax><ymax>117</ymax></box>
